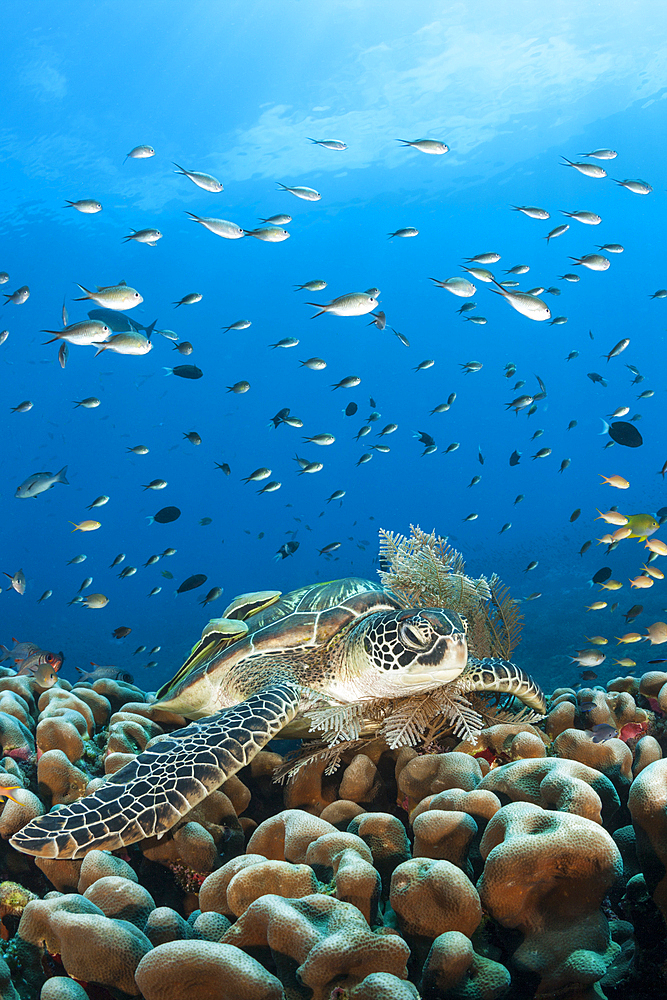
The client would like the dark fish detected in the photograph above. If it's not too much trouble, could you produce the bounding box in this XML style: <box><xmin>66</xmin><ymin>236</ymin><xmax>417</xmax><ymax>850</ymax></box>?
<box><xmin>581</xmin><ymin>670</ymin><xmax>598</xmax><ymax>680</ymax></box>
<box><xmin>174</xmin><ymin>342</ymin><xmax>193</xmax><ymax>355</ymax></box>
<box><xmin>591</xmin><ymin>567</ymin><xmax>612</xmax><ymax>585</ymax></box>
<box><xmin>270</xmin><ymin>407</ymin><xmax>291</xmax><ymax>428</ymax></box>
<box><xmin>587</xmin><ymin>372</ymin><xmax>608</xmax><ymax>386</ymax></box>
<box><xmin>478</xmin><ymin>448</ymin><xmax>484</xmax><ymax>465</ymax></box>
<box><xmin>579</xmin><ymin>541</ymin><xmax>592</xmax><ymax>556</ymax></box>
<box><xmin>58</xmin><ymin>343</ymin><xmax>68</xmax><ymax>368</ymax></box>
<box><xmin>648</xmin><ymin>658</ymin><xmax>667</xmax><ymax>665</ymax></box>
<box><xmin>414</xmin><ymin>430</ymin><xmax>435</xmax><ymax>446</ymax></box>
<box><xmin>570</xmin><ymin>509</ymin><xmax>581</xmax><ymax>522</ymax></box>
<box><xmin>590</xmin><ymin>723</ymin><xmax>617</xmax><ymax>743</ymax></box>
<box><xmin>319</xmin><ymin>541</ymin><xmax>341</xmax><ymax>555</ymax></box>
<box><xmin>75</xmin><ymin>664</ymin><xmax>134</xmax><ymax>684</ymax></box>
<box><xmin>623</xmin><ymin>605</ymin><xmax>643</xmax><ymax>622</ymax></box>
<box><xmin>344</xmin><ymin>402</ymin><xmax>358</xmax><ymax>417</ymax></box>
<box><xmin>509</xmin><ymin>450</ymin><xmax>521</xmax><ymax>466</ymax></box>
<box><xmin>215</xmin><ymin>462</ymin><xmax>231</xmax><ymax>475</ymax></box>
<box><xmin>176</xmin><ymin>574</ymin><xmax>207</xmax><ymax>594</ymax></box>
<box><xmin>579</xmin><ymin>701</ymin><xmax>596</xmax><ymax>712</ymax></box>
<box><xmin>161</xmin><ymin>570</ymin><xmax>174</xmax><ymax>579</ymax></box>
<box><xmin>149</xmin><ymin>506</ymin><xmax>181</xmax><ymax>524</ymax></box>
<box><xmin>657</xmin><ymin>506</ymin><xmax>667</xmax><ymax>524</ymax></box>
<box><xmin>369</xmin><ymin>398</ymin><xmax>377</xmax><ymax>408</ymax></box>
<box><xmin>275</xmin><ymin>540</ymin><xmax>300</xmax><ymax>560</ymax></box>
<box><xmin>87</xmin><ymin>308</ymin><xmax>140</xmax><ymax>333</ymax></box>
<box><xmin>165</xmin><ymin>365</ymin><xmax>203</xmax><ymax>379</ymax></box>
<box><xmin>607</xmin><ymin>421</ymin><xmax>643</xmax><ymax>448</ymax></box>
<box><xmin>112</xmin><ymin>626</ymin><xmax>132</xmax><ymax>639</ymax></box>
<box><xmin>199</xmin><ymin>517</ymin><xmax>213</xmax><ymax>526</ymax></box>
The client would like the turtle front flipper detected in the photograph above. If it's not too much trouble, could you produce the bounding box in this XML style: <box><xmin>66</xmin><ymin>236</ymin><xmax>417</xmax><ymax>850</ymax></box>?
<box><xmin>462</xmin><ymin>657</ymin><xmax>546</xmax><ymax>713</ymax></box>
<box><xmin>10</xmin><ymin>682</ymin><xmax>300</xmax><ymax>859</ymax></box>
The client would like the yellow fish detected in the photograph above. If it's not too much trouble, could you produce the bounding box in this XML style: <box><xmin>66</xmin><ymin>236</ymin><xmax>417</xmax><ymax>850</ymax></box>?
<box><xmin>624</xmin><ymin>513</ymin><xmax>660</xmax><ymax>540</ymax></box>
<box><xmin>70</xmin><ymin>520</ymin><xmax>101</xmax><ymax>532</ymax></box>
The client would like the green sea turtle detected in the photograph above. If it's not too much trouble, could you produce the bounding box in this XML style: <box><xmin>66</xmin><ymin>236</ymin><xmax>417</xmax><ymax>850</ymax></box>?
<box><xmin>11</xmin><ymin>575</ymin><xmax>545</xmax><ymax>859</ymax></box>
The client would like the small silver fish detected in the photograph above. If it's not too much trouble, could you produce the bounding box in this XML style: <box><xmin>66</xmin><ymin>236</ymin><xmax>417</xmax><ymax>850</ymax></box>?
<box><xmin>65</xmin><ymin>199</ymin><xmax>102</xmax><ymax>214</ymax></box>
<box><xmin>173</xmin><ymin>163</ymin><xmax>223</xmax><ymax>192</ymax></box>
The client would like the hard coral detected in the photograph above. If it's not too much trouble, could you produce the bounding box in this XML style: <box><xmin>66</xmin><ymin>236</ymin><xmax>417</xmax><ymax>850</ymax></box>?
<box><xmin>135</xmin><ymin>939</ymin><xmax>284</xmax><ymax>1000</ymax></box>
<box><xmin>628</xmin><ymin>757</ymin><xmax>667</xmax><ymax>924</ymax></box>
<box><xmin>477</xmin><ymin>801</ymin><xmax>622</xmax><ymax>995</ymax></box>
<box><xmin>421</xmin><ymin>930</ymin><xmax>511</xmax><ymax>1000</ymax></box>
<box><xmin>222</xmin><ymin>893</ymin><xmax>410</xmax><ymax>1000</ymax></box>
<box><xmin>478</xmin><ymin>756</ymin><xmax>620</xmax><ymax>827</ymax></box>
<box><xmin>390</xmin><ymin>858</ymin><xmax>482</xmax><ymax>941</ymax></box>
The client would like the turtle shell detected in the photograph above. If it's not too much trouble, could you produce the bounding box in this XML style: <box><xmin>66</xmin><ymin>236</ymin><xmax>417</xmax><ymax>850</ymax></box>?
<box><xmin>157</xmin><ymin>577</ymin><xmax>399</xmax><ymax>713</ymax></box>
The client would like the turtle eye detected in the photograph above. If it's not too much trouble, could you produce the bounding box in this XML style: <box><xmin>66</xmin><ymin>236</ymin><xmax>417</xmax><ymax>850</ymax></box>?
<box><xmin>400</xmin><ymin>621</ymin><xmax>429</xmax><ymax>650</ymax></box>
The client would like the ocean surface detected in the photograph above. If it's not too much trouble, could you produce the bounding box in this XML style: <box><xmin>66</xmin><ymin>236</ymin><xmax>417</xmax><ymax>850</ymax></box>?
<box><xmin>2</xmin><ymin>0</ymin><xmax>666</xmax><ymax>696</ymax></box>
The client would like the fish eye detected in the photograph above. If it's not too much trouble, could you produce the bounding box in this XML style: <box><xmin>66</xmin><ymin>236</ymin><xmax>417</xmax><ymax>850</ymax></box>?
<box><xmin>400</xmin><ymin>621</ymin><xmax>429</xmax><ymax>650</ymax></box>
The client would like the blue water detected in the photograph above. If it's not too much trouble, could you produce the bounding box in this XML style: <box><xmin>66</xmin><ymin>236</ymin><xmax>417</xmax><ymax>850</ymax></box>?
<box><xmin>2</xmin><ymin>1</ymin><xmax>666</xmax><ymax>694</ymax></box>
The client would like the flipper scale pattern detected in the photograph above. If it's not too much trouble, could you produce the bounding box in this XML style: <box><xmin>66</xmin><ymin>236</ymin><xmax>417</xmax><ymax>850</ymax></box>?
<box><xmin>10</xmin><ymin>682</ymin><xmax>300</xmax><ymax>858</ymax></box>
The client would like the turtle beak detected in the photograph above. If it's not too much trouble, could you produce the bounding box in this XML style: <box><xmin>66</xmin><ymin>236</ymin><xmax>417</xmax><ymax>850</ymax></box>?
<box><xmin>402</xmin><ymin>631</ymin><xmax>468</xmax><ymax>688</ymax></box>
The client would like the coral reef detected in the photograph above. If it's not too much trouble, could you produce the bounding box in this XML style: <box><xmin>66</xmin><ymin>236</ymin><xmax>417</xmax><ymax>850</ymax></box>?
<box><xmin>0</xmin><ymin>654</ymin><xmax>664</xmax><ymax>998</ymax></box>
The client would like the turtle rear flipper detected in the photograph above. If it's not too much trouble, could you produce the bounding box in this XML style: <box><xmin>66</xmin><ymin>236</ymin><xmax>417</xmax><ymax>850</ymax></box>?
<box><xmin>10</xmin><ymin>682</ymin><xmax>300</xmax><ymax>859</ymax></box>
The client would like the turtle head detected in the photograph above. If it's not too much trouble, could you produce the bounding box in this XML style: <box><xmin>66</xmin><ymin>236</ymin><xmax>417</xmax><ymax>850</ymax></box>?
<box><xmin>342</xmin><ymin>607</ymin><xmax>468</xmax><ymax>699</ymax></box>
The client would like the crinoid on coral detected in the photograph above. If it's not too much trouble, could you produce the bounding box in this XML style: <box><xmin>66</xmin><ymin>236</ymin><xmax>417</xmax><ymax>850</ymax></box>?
<box><xmin>278</xmin><ymin>526</ymin><xmax>537</xmax><ymax>779</ymax></box>
<box><xmin>377</xmin><ymin>525</ymin><xmax>523</xmax><ymax>661</ymax></box>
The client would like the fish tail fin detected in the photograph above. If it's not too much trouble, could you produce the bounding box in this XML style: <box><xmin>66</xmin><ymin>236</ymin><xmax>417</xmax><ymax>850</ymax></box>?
<box><xmin>276</xmin><ymin>182</ymin><xmax>288</xmax><ymax>190</ymax></box>
<box><xmin>74</xmin><ymin>665</ymin><xmax>84</xmax><ymax>674</ymax></box>
<box><xmin>163</xmin><ymin>368</ymin><xmax>174</xmax><ymax>376</ymax></box>
<box><xmin>146</xmin><ymin>516</ymin><xmax>155</xmax><ymax>524</ymax></box>
<box><xmin>0</xmin><ymin>646</ymin><xmax>8</xmax><ymax>662</ymax></box>
<box><xmin>305</xmin><ymin>302</ymin><xmax>325</xmax><ymax>318</ymax></box>
<box><xmin>69</xmin><ymin>522</ymin><xmax>80</xmax><ymax>531</ymax></box>
<box><xmin>172</xmin><ymin>163</ymin><xmax>187</xmax><ymax>174</ymax></box>
<box><xmin>561</xmin><ymin>156</ymin><xmax>573</xmax><ymax>165</ymax></box>
<box><xmin>41</xmin><ymin>336</ymin><xmax>59</xmax><ymax>344</ymax></box>
<box><xmin>600</xmin><ymin>419</ymin><xmax>610</xmax><ymax>435</ymax></box>
<box><xmin>56</xmin><ymin>466</ymin><xmax>69</xmax><ymax>485</ymax></box>
<box><xmin>94</xmin><ymin>345</ymin><xmax>108</xmax><ymax>357</ymax></box>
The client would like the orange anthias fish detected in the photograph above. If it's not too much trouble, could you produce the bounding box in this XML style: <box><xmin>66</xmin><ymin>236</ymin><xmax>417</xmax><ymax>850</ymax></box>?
<box><xmin>0</xmin><ymin>785</ymin><xmax>23</xmax><ymax>804</ymax></box>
